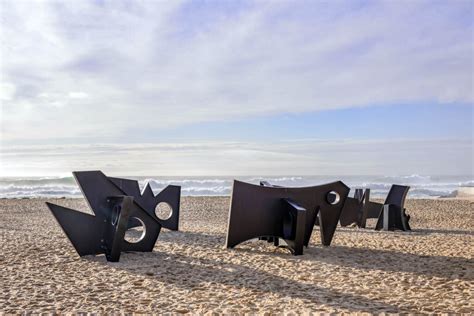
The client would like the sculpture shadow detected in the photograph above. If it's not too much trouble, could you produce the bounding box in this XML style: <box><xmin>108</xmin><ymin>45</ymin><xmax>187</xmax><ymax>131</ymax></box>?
<box><xmin>159</xmin><ymin>230</ymin><xmax>314</xmax><ymax>256</ymax></box>
<box><xmin>410</xmin><ymin>228</ymin><xmax>474</xmax><ymax>236</ymax></box>
<box><xmin>157</xmin><ymin>230</ymin><xmax>226</xmax><ymax>246</ymax></box>
<box><xmin>87</xmin><ymin>251</ymin><xmax>401</xmax><ymax>313</ymax></box>
<box><xmin>303</xmin><ymin>245</ymin><xmax>473</xmax><ymax>281</ymax></box>
<box><xmin>336</xmin><ymin>226</ymin><xmax>474</xmax><ymax>236</ymax></box>
<box><xmin>158</xmin><ymin>229</ymin><xmax>474</xmax><ymax>280</ymax></box>
<box><xmin>162</xmin><ymin>230</ymin><xmax>473</xmax><ymax>281</ymax></box>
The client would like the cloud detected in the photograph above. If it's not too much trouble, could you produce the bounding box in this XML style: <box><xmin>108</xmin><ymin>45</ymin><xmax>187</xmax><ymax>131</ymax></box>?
<box><xmin>1</xmin><ymin>138</ymin><xmax>471</xmax><ymax>177</ymax></box>
<box><xmin>0</xmin><ymin>0</ymin><xmax>472</xmax><ymax>142</ymax></box>
<box><xmin>68</xmin><ymin>92</ymin><xmax>88</xmax><ymax>99</ymax></box>
<box><xmin>0</xmin><ymin>82</ymin><xmax>16</xmax><ymax>101</ymax></box>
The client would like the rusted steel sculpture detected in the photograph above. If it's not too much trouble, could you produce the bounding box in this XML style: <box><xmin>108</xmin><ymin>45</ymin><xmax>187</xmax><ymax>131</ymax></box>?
<box><xmin>225</xmin><ymin>180</ymin><xmax>350</xmax><ymax>255</ymax></box>
<box><xmin>374</xmin><ymin>185</ymin><xmax>411</xmax><ymax>231</ymax></box>
<box><xmin>46</xmin><ymin>171</ymin><xmax>181</xmax><ymax>262</ymax></box>
<box><xmin>340</xmin><ymin>188</ymin><xmax>370</xmax><ymax>227</ymax></box>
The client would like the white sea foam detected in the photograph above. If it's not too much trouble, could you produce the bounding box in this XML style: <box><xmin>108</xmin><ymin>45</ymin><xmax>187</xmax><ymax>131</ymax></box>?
<box><xmin>459</xmin><ymin>180</ymin><xmax>474</xmax><ymax>187</ymax></box>
<box><xmin>0</xmin><ymin>175</ymin><xmax>471</xmax><ymax>198</ymax></box>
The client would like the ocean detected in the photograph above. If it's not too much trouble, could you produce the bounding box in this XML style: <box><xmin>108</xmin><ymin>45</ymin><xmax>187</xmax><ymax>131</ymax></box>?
<box><xmin>0</xmin><ymin>174</ymin><xmax>472</xmax><ymax>199</ymax></box>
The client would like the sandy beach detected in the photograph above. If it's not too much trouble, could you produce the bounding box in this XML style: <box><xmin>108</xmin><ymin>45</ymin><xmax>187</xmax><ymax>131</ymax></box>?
<box><xmin>0</xmin><ymin>197</ymin><xmax>473</xmax><ymax>313</ymax></box>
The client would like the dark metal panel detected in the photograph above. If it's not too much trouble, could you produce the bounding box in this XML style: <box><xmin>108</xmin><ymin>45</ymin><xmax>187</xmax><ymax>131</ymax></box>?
<box><xmin>359</xmin><ymin>189</ymin><xmax>371</xmax><ymax>228</ymax></box>
<box><xmin>385</xmin><ymin>185</ymin><xmax>410</xmax><ymax>207</ymax></box>
<box><xmin>46</xmin><ymin>170</ymin><xmax>181</xmax><ymax>262</ymax></box>
<box><xmin>341</xmin><ymin>188</ymin><xmax>379</xmax><ymax>227</ymax></box>
<box><xmin>364</xmin><ymin>201</ymin><xmax>383</xmax><ymax>219</ymax></box>
<box><xmin>153</xmin><ymin>185</ymin><xmax>181</xmax><ymax>231</ymax></box>
<box><xmin>259</xmin><ymin>180</ymin><xmax>349</xmax><ymax>246</ymax></box>
<box><xmin>120</xmin><ymin>213</ymin><xmax>162</xmax><ymax>253</ymax></box>
<box><xmin>108</xmin><ymin>177</ymin><xmax>142</xmax><ymax>197</ymax></box>
<box><xmin>339</xmin><ymin>197</ymin><xmax>362</xmax><ymax>227</ymax></box>
<box><xmin>73</xmin><ymin>171</ymin><xmax>125</xmax><ymax>219</ymax></box>
<box><xmin>281</xmin><ymin>198</ymin><xmax>306</xmax><ymax>255</ymax></box>
<box><xmin>226</xmin><ymin>181</ymin><xmax>287</xmax><ymax>248</ymax></box>
<box><xmin>225</xmin><ymin>180</ymin><xmax>349</xmax><ymax>255</ymax></box>
<box><xmin>46</xmin><ymin>202</ymin><xmax>104</xmax><ymax>256</ymax></box>
<box><xmin>374</xmin><ymin>185</ymin><xmax>411</xmax><ymax>231</ymax></box>
<box><xmin>73</xmin><ymin>172</ymin><xmax>160</xmax><ymax>246</ymax></box>
<box><xmin>108</xmin><ymin>177</ymin><xmax>181</xmax><ymax>231</ymax></box>
<box><xmin>103</xmin><ymin>196</ymin><xmax>133</xmax><ymax>262</ymax></box>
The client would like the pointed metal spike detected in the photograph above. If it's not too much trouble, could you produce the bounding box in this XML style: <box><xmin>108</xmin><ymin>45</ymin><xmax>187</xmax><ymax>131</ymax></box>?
<box><xmin>73</xmin><ymin>171</ymin><xmax>125</xmax><ymax>219</ymax></box>
<box><xmin>108</xmin><ymin>177</ymin><xmax>141</xmax><ymax>197</ymax></box>
<box><xmin>136</xmin><ymin>182</ymin><xmax>157</xmax><ymax>212</ymax></box>
<box><xmin>141</xmin><ymin>182</ymin><xmax>155</xmax><ymax>199</ymax></box>
<box><xmin>46</xmin><ymin>202</ymin><xmax>104</xmax><ymax>256</ymax></box>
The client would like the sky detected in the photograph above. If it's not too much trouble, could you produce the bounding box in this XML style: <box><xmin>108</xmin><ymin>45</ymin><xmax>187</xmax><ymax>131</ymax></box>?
<box><xmin>0</xmin><ymin>0</ymin><xmax>473</xmax><ymax>177</ymax></box>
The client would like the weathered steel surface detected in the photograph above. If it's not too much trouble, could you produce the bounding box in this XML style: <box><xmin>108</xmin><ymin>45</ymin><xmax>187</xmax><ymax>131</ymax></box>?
<box><xmin>226</xmin><ymin>180</ymin><xmax>350</xmax><ymax>255</ymax></box>
<box><xmin>339</xmin><ymin>185</ymin><xmax>411</xmax><ymax>231</ymax></box>
<box><xmin>340</xmin><ymin>197</ymin><xmax>362</xmax><ymax>226</ymax></box>
<box><xmin>109</xmin><ymin>177</ymin><xmax>180</xmax><ymax>231</ymax></box>
<box><xmin>45</xmin><ymin>170</ymin><xmax>181</xmax><ymax>262</ymax></box>
<box><xmin>340</xmin><ymin>188</ymin><xmax>369</xmax><ymax>227</ymax></box>
<box><xmin>375</xmin><ymin>185</ymin><xmax>411</xmax><ymax>231</ymax></box>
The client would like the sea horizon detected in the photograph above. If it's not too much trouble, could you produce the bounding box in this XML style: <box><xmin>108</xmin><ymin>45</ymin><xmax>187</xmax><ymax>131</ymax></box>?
<box><xmin>1</xmin><ymin>173</ymin><xmax>472</xmax><ymax>199</ymax></box>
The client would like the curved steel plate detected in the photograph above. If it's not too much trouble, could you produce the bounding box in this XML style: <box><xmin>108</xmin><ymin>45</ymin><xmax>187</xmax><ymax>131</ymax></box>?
<box><xmin>225</xmin><ymin>180</ymin><xmax>350</xmax><ymax>253</ymax></box>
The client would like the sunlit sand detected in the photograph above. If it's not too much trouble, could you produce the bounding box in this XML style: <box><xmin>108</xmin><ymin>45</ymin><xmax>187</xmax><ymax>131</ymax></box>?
<box><xmin>0</xmin><ymin>197</ymin><xmax>472</xmax><ymax>313</ymax></box>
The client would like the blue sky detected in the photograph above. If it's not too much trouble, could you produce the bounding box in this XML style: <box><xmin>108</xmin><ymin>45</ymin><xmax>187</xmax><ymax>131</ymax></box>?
<box><xmin>0</xmin><ymin>0</ymin><xmax>473</xmax><ymax>176</ymax></box>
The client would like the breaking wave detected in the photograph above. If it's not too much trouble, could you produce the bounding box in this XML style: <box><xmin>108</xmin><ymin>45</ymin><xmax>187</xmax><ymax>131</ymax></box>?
<box><xmin>0</xmin><ymin>175</ymin><xmax>472</xmax><ymax>198</ymax></box>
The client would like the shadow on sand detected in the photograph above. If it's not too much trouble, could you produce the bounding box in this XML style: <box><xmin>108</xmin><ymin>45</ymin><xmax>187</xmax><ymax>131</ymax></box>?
<box><xmin>81</xmin><ymin>227</ymin><xmax>473</xmax><ymax>312</ymax></box>
<box><xmin>334</xmin><ymin>226</ymin><xmax>474</xmax><ymax>236</ymax></box>
<box><xmin>160</xmin><ymin>230</ymin><xmax>474</xmax><ymax>281</ymax></box>
<box><xmin>88</xmin><ymin>250</ymin><xmax>402</xmax><ymax>313</ymax></box>
<box><xmin>410</xmin><ymin>228</ymin><xmax>474</xmax><ymax>236</ymax></box>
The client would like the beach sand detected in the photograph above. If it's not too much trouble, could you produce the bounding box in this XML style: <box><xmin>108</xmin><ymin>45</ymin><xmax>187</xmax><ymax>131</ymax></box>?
<box><xmin>0</xmin><ymin>197</ymin><xmax>473</xmax><ymax>313</ymax></box>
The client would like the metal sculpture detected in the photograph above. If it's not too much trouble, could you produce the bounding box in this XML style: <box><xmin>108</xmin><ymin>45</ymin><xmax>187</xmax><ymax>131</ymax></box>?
<box><xmin>225</xmin><ymin>180</ymin><xmax>350</xmax><ymax>255</ymax></box>
<box><xmin>374</xmin><ymin>185</ymin><xmax>411</xmax><ymax>231</ymax></box>
<box><xmin>359</xmin><ymin>189</ymin><xmax>385</xmax><ymax>228</ymax></box>
<box><xmin>340</xmin><ymin>185</ymin><xmax>411</xmax><ymax>231</ymax></box>
<box><xmin>46</xmin><ymin>171</ymin><xmax>181</xmax><ymax>262</ymax></box>
<box><xmin>340</xmin><ymin>188</ymin><xmax>369</xmax><ymax>227</ymax></box>
<box><xmin>108</xmin><ymin>176</ymin><xmax>180</xmax><ymax>231</ymax></box>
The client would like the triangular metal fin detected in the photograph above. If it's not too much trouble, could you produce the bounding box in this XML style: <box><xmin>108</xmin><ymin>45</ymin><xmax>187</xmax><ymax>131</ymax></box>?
<box><xmin>46</xmin><ymin>202</ymin><xmax>104</xmax><ymax>256</ymax></box>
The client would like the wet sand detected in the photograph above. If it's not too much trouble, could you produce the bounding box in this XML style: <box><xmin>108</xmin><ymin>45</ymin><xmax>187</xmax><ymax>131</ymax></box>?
<box><xmin>0</xmin><ymin>197</ymin><xmax>473</xmax><ymax>313</ymax></box>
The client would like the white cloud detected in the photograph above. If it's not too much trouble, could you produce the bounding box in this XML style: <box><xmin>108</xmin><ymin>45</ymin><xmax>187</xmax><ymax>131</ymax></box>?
<box><xmin>68</xmin><ymin>92</ymin><xmax>88</xmax><ymax>99</ymax></box>
<box><xmin>0</xmin><ymin>0</ymin><xmax>472</xmax><ymax>142</ymax></box>
<box><xmin>0</xmin><ymin>82</ymin><xmax>16</xmax><ymax>101</ymax></box>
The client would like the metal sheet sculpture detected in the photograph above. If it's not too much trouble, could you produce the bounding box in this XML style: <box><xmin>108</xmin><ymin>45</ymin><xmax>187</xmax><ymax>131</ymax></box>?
<box><xmin>340</xmin><ymin>184</ymin><xmax>411</xmax><ymax>231</ymax></box>
<box><xmin>359</xmin><ymin>189</ymin><xmax>385</xmax><ymax>228</ymax></box>
<box><xmin>340</xmin><ymin>188</ymin><xmax>370</xmax><ymax>227</ymax></box>
<box><xmin>374</xmin><ymin>185</ymin><xmax>411</xmax><ymax>231</ymax></box>
<box><xmin>46</xmin><ymin>171</ymin><xmax>181</xmax><ymax>262</ymax></box>
<box><xmin>225</xmin><ymin>180</ymin><xmax>350</xmax><ymax>255</ymax></box>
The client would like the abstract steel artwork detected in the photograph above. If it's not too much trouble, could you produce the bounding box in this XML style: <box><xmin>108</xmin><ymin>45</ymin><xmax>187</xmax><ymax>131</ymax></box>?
<box><xmin>46</xmin><ymin>171</ymin><xmax>181</xmax><ymax>262</ymax></box>
<box><xmin>225</xmin><ymin>180</ymin><xmax>350</xmax><ymax>255</ymax></box>
<box><xmin>340</xmin><ymin>185</ymin><xmax>411</xmax><ymax>231</ymax></box>
<box><xmin>339</xmin><ymin>188</ymin><xmax>370</xmax><ymax>227</ymax></box>
<box><xmin>374</xmin><ymin>185</ymin><xmax>411</xmax><ymax>231</ymax></box>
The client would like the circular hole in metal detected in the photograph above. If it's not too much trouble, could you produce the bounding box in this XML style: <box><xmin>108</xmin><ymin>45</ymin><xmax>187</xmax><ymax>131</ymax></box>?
<box><xmin>124</xmin><ymin>217</ymin><xmax>146</xmax><ymax>243</ymax></box>
<box><xmin>327</xmin><ymin>191</ymin><xmax>340</xmax><ymax>205</ymax></box>
<box><xmin>111</xmin><ymin>205</ymin><xmax>121</xmax><ymax>226</ymax></box>
<box><xmin>155</xmin><ymin>202</ymin><xmax>173</xmax><ymax>220</ymax></box>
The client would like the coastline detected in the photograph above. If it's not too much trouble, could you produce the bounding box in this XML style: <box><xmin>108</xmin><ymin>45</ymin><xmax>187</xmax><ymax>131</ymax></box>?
<box><xmin>2</xmin><ymin>194</ymin><xmax>473</xmax><ymax>201</ymax></box>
